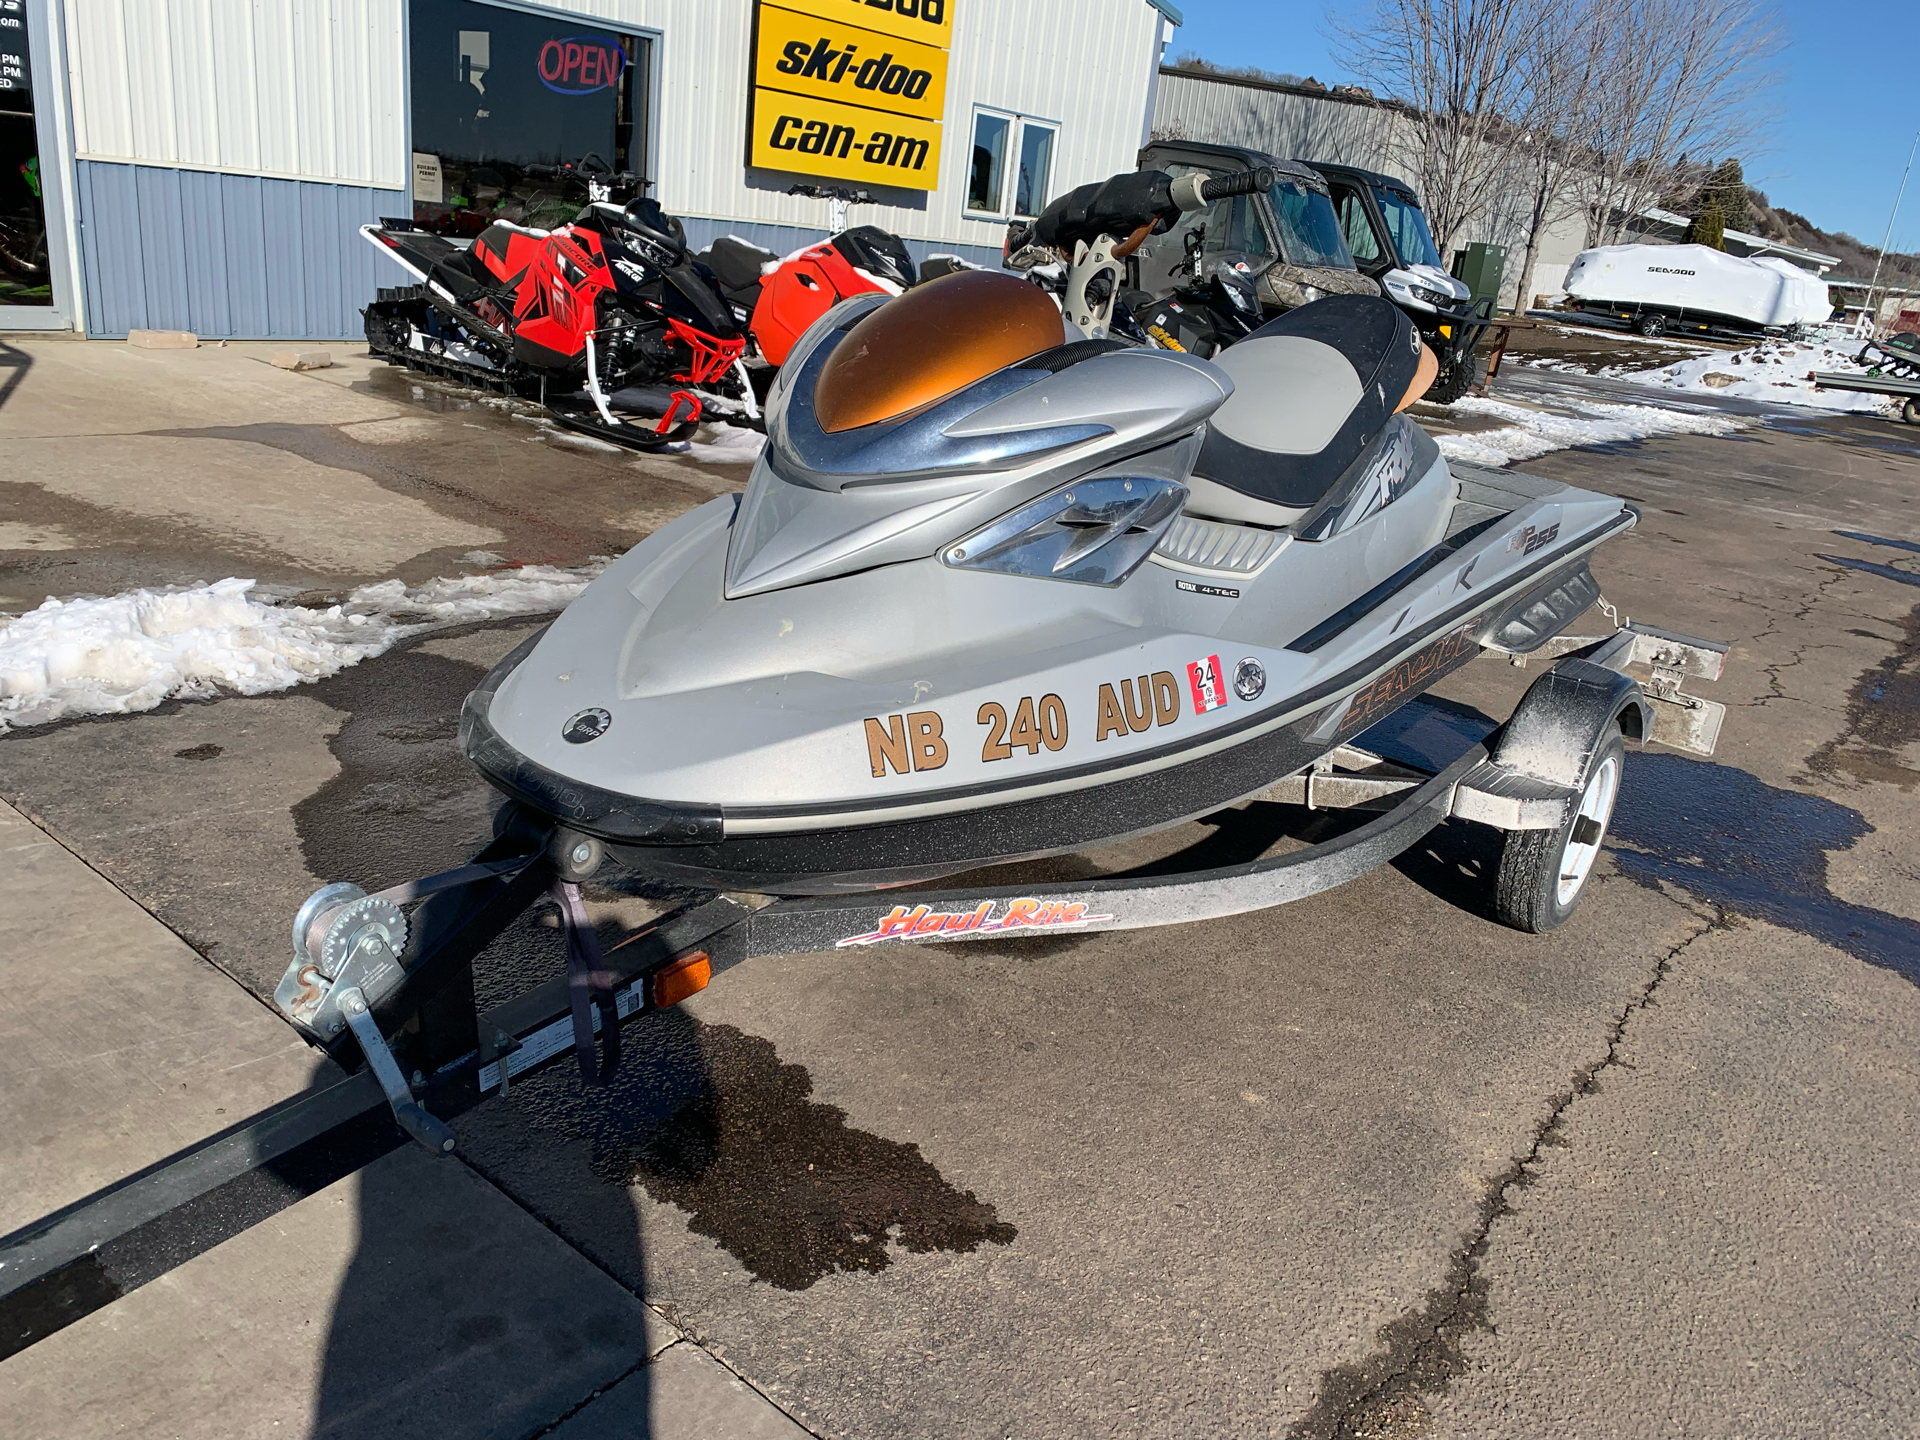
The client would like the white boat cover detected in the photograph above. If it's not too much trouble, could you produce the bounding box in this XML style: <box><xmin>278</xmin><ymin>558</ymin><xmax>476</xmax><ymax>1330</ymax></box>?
<box><xmin>1564</xmin><ymin>243</ymin><xmax>1830</xmax><ymax>328</ymax></box>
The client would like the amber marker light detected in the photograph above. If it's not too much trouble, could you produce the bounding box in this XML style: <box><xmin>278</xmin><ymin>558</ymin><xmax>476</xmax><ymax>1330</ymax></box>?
<box><xmin>652</xmin><ymin>951</ymin><xmax>713</xmax><ymax>1008</ymax></box>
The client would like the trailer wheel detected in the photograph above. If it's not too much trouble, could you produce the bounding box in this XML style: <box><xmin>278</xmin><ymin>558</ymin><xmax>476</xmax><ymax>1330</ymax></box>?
<box><xmin>1903</xmin><ymin>397</ymin><xmax>1919</xmax><ymax>426</ymax></box>
<box><xmin>1635</xmin><ymin>314</ymin><xmax>1666</xmax><ymax>338</ymax></box>
<box><xmin>1491</xmin><ymin>728</ymin><xmax>1626</xmax><ymax>932</ymax></box>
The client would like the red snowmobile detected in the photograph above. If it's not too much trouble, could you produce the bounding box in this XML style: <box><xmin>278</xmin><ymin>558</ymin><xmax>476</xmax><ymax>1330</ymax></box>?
<box><xmin>360</xmin><ymin>155</ymin><xmax>756</xmax><ymax>447</ymax></box>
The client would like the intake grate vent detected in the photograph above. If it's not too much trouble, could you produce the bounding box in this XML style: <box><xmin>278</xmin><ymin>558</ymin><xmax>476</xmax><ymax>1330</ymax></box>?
<box><xmin>1154</xmin><ymin>515</ymin><xmax>1286</xmax><ymax>574</ymax></box>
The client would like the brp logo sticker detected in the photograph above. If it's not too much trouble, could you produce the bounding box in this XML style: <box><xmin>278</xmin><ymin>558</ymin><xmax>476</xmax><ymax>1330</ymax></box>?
<box><xmin>562</xmin><ymin>708</ymin><xmax>612</xmax><ymax>744</ymax></box>
<box><xmin>1233</xmin><ymin>657</ymin><xmax>1267</xmax><ymax>702</ymax></box>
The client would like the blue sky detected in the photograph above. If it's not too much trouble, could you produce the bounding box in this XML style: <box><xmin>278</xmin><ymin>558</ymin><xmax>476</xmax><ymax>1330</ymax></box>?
<box><xmin>1166</xmin><ymin>0</ymin><xmax>1920</xmax><ymax>254</ymax></box>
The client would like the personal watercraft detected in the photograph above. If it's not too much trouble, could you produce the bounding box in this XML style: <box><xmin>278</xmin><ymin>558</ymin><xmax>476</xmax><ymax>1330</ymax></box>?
<box><xmin>459</xmin><ymin>168</ymin><xmax>1638</xmax><ymax>895</ymax></box>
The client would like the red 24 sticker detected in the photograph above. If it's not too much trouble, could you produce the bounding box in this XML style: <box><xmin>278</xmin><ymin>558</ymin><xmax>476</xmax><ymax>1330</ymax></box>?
<box><xmin>1188</xmin><ymin>654</ymin><xmax>1226</xmax><ymax>713</ymax></box>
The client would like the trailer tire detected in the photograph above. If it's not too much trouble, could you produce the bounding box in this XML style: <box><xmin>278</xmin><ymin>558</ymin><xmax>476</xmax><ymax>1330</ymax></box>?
<box><xmin>1903</xmin><ymin>397</ymin><xmax>1919</xmax><ymax>426</ymax></box>
<box><xmin>1490</xmin><ymin>728</ymin><xmax>1626</xmax><ymax>933</ymax></box>
<box><xmin>1635</xmin><ymin>314</ymin><xmax>1666</xmax><ymax>338</ymax></box>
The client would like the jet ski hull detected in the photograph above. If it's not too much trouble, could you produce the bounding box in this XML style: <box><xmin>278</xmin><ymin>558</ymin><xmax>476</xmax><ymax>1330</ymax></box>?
<box><xmin>461</xmin><ymin>514</ymin><xmax>1620</xmax><ymax>893</ymax></box>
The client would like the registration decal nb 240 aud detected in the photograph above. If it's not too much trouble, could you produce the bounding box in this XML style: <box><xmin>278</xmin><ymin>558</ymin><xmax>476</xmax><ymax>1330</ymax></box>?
<box><xmin>836</xmin><ymin>898</ymin><xmax>1114</xmax><ymax>947</ymax></box>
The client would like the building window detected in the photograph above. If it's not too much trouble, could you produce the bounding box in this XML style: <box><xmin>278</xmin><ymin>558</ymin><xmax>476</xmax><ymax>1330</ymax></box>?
<box><xmin>967</xmin><ymin>109</ymin><xmax>1058</xmax><ymax>220</ymax></box>
<box><xmin>968</xmin><ymin>111</ymin><xmax>1009</xmax><ymax>214</ymax></box>
<box><xmin>1013</xmin><ymin>122</ymin><xmax>1055</xmax><ymax>218</ymax></box>
<box><xmin>409</xmin><ymin>0</ymin><xmax>653</xmax><ymax>236</ymax></box>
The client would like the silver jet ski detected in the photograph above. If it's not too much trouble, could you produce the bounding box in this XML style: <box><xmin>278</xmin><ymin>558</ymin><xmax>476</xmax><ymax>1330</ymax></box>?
<box><xmin>461</xmin><ymin>188</ymin><xmax>1633</xmax><ymax>895</ymax></box>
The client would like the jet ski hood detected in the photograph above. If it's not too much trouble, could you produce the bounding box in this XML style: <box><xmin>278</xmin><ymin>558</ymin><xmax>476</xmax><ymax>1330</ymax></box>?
<box><xmin>725</xmin><ymin>272</ymin><xmax>1233</xmax><ymax>598</ymax></box>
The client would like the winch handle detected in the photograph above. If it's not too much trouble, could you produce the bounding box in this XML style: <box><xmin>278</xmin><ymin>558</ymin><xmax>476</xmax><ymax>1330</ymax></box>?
<box><xmin>1174</xmin><ymin>166</ymin><xmax>1277</xmax><ymax>213</ymax></box>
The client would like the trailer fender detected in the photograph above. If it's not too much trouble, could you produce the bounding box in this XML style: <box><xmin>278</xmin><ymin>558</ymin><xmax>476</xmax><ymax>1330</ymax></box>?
<box><xmin>1490</xmin><ymin>657</ymin><xmax>1651</xmax><ymax>789</ymax></box>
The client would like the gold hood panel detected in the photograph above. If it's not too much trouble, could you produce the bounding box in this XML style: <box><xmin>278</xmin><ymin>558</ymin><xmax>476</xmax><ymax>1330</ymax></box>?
<box><xmin>813</xmin><ymin>271</ymin><xmax>1063</xmax><ymax>433</ymax></box>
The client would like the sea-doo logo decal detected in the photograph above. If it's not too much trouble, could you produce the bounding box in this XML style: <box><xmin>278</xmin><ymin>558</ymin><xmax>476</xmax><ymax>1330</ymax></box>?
<box><xmin>1096</xmin><ymin>672</ymin><xmax>1181</xmax><ymax>741</ymax></box>
<box><xmin>1176</xmin><ymin>578</ymin><xmax>1240</xmax><ymax>599</ymax></box>
<box><xmin>836</xmin><ymin>897</ymin><xmax>1113</xmax><ymax>948</ymax></box>
<box><xmin>1648</xmin><ymin>267</ymin><xmax>1695</xmax><ymax>275</ymax></box>
<box><xmin>1506</xmin><ymin>522</ymin><xmax>1561</xmax><ymax>555</ymax></box>
<box><xmin>538</xmin><ymin>37</ymin><xmax>626</xmax><ymax>95</ymax></box>
<box><xmin>1187</xmin><ymin>655</ymin><xmax>1227</xmax><ymax>714</ymax></box>
<box><xmin>1338</xmin><ymin>627</ymin><xmax>1479</xmax><ymax>736</ymax></box>
<box><xmin>979</xmin><ymin>694</ymin><xmax>1069</xmax><ymax>761</ymax></box>
<box><xmin>864</xmin><ymin>710</ymin><xmax>948</xmax><ymax>776</ymax></box>
<box><xmin>562</xmin><ymin>708</ymin><xmax>612</xmax><ymax>744</ymax></box>
<box><xmin>1233</xmin><ymin>657</ymin><xmax>1267</xmax><ymax>702</ymax></box>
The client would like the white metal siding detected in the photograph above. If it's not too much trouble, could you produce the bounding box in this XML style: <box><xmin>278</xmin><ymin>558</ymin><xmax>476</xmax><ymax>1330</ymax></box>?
<box><xmin>60</xmin><ymin>0</ymin><xmax>1160</xmax><ymax>245</ymax></box>
<box><xmin>472</xmin><ymin>0</ymin><xmax>1162</xmax><ymax>248</ymax></box>
<box><xmin>1153</xmin><ymin>70</ymin><xmax>1413</xmax><ymax>172</ymax></box>
<box><xmin>64</xmin><ymin>0</ymin><xmax>406</xmax><ymax>188</ymax></box>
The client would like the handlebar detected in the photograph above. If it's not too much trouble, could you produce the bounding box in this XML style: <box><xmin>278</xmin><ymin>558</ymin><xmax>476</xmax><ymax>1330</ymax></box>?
<box><xmin>523</xmin><ymin>158</ymin><xmax>649</xmax><ymax>191</ymax></box>
<box><xmin>1022</xmin><ymin>165</ymin><xmax>1280</xmax><ymax>258</ymax></box>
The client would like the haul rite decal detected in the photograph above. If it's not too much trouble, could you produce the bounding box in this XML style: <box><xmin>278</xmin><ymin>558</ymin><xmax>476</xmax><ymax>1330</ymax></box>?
<box><xmin>836</xmin><ymin>898</ymin><xmax>1114</xmax><ymax>947</ymax></box>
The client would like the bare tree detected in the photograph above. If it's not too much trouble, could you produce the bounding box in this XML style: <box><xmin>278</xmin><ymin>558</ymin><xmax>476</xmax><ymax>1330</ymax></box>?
<box><xmin>1580</xmin><ymin>0</ymin><xmax>1781</xmax><ymax>247</ymax></box>
<box><xmin>1506</xmin><ymin>1</ymin><xmax>1608</xmax><ymax>310</ymax></box>
<box><xmin>1330</xmin><ymin>0</ymin><xmax>1537</xmax><ymax>254</ymax></box>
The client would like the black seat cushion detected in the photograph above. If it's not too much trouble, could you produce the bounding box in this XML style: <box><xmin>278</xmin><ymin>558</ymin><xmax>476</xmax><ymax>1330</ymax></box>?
<box><xmin>700</xmin><ymin>235</ymin><xmax>779</xmax><ymax>295</ymax></box>
<box><xmin>1194</xmin><ymin>295</ymin><xmax>1423</xmax><ymax>510</ymax></box>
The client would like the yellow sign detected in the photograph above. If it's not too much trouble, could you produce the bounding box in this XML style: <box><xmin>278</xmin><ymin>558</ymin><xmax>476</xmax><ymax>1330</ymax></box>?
<box><xmin>789</xmin><ymin>0</ymin><xmax>952</xmax><ymax>49</ymax></box>
<box><xmin>749</xmin><ymin>0</ymin><xmax>951</xmax><ymax>192</ymax></box>
<box><xmin>750</xmin><ymin>89</ymin><xmax>943</xmax><ymax>188</ymax></box>
<box><xmin>755</xmin><ymin>3</ymin><xmax>947</xmax><ymax>123</ymax></box>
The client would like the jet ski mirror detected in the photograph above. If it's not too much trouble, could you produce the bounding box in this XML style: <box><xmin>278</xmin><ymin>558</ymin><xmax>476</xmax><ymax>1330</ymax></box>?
<box><xmin>943</xmin><ymin>477</ymin><xmax>1187</xmax><ymax>587</ymax></box>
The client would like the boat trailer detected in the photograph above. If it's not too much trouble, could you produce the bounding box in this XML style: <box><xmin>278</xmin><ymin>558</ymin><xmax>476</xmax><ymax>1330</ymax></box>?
<box><xmin>0</xmin><ymin>622</ymin><xmax>1726</xmax><ymax>1362</ymax></box>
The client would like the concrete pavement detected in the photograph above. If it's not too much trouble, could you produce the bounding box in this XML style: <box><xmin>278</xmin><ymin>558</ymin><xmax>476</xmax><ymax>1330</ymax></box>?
<box><xmin>2</xmin><ymin>332</ymin><xmax>1918</xmax><ymax>1436</ymax></box>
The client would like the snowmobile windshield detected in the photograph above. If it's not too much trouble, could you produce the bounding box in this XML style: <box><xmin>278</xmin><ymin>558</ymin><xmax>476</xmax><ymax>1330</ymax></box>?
<box><xmin>1268</xmin><ymin>180</ymin><xmax>1351</xmax><ymax>269</ymax></box>
<box><xmin>1377</xmin><ymin>189</ymin><xmax>1443</xmax><ymax>270</ymax></box>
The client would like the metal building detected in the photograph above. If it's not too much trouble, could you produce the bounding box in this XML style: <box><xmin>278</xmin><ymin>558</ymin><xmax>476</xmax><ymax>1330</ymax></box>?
<box><xmin>3</xmin><ymin>0</ymin><xmax>1177</xmax><ymax>339</ymax></box>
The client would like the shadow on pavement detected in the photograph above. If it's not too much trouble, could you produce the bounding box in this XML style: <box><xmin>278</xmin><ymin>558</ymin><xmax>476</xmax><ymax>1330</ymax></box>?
<box><xmin>0</xmin><ymin>338</ymin><xmax>31</xmax><ymax>411</ymax></box>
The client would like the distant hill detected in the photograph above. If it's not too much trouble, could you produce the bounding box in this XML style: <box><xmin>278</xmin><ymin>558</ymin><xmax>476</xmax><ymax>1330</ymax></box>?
<box><xmin>1743</xmin><ymin>190</ymin><xmax>1919</xmax><ymax>290</ymax></box>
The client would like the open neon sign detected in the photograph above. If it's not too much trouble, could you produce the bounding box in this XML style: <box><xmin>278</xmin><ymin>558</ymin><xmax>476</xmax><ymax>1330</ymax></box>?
<box><xmin>538</xmin><ymin>35</ymin><xmax>625</xmax><ymax>94</ymax></box>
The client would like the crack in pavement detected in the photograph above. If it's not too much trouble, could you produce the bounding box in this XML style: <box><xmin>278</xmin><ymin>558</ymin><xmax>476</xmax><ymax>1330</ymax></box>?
<box><xmin>1285</xmin><ymin>898</ymin><xmax>1727</xmax><ymax>1440</ymax></box>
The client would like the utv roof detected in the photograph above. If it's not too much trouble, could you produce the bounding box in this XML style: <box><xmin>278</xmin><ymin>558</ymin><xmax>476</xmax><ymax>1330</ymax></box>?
<box><xmin>1137</xmin><ymin>139</ymin><xmax>1329</xmax><ymax>192</ymax></box>
<box><xmin>1303</xmin><ymin>159</ymin><xmax>1422</xmax><ymax>203</ymax></box>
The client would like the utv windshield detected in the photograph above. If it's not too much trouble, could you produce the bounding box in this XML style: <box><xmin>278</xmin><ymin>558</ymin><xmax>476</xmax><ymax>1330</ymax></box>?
<box><xmin>1377</xmin><ymin>189</ymin><xmax>1444</xmax><ymax>270</ymax></box>
<box><xmin>1268</xmin><ymin>180</ymin><xmax>1352</xmax><ymax>269</ymax></box>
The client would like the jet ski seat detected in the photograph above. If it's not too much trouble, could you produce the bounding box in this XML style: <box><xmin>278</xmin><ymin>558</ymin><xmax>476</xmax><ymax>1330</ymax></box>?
<box><xmin>1189</xmin><ymin>295</ymin><xmax>1431</xmax><ymax>522</ymax></box>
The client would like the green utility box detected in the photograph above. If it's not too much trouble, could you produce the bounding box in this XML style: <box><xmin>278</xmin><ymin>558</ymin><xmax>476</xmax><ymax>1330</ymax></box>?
<box><xmin>1451</xmin><ymin>242</ymin><xmax>1507</xmax><ymax>308</ymax></box>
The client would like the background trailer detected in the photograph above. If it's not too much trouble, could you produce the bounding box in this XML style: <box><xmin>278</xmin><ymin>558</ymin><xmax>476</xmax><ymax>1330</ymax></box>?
<box><xmin>10</xmin><ymin>0</ymin><xmax>1178</xmax><ymax>340</ymax></box>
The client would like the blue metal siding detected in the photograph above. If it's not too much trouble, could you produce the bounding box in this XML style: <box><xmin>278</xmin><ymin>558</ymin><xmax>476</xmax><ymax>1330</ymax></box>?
<box><xmin>75</xmin><ymin>160</ymin><xmax>409</xmax><ymax>339</ymax></box>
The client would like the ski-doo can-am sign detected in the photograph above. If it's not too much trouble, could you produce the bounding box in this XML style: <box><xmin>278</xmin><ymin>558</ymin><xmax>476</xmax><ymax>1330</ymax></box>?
<box><xmin>748</xmin><ymin>0</ymin><xmax>951</xmax><ymax>190</ymax></box>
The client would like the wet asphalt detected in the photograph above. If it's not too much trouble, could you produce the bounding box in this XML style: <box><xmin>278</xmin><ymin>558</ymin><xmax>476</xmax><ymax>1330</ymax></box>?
<box><xmin>2</xmin><ymin>340</ymin><xmax>1919</xmax><ymax>1436</ymax></box>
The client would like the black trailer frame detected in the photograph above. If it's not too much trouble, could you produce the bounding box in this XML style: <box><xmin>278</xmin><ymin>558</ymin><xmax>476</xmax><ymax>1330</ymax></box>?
<box><xmin>1809</xmin><ymin>367</ymin><xmax>1920</xmax><ymax>425</ymax></box>
<box><xmin>0</xmin><ymin>624</ymin><xmax>1727</xmax><ymax>1363</ymax></box>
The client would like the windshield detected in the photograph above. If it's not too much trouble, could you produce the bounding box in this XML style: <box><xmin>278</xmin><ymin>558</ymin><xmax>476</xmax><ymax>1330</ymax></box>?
<box><xmin>1268</xmin><ymin>180</ymin><xmax>1351</xmax><ymax>269</ymax></box>
<box><xmin>1377</xmin><ymin>188</ymin><xmax>1444</xmax><ymax>269</ymax></box>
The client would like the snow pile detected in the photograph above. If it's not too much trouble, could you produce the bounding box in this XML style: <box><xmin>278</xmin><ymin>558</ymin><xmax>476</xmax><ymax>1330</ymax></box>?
<box><xmin>1436</xmin><ymin>395</ymin><xmax>1748</xmax><ymax>468</ymax></box>
<box><xmin>0</xmin><ymin>563</ymin><xmax>604</xmax><ymax>732</ymax></box>
<box><xmin>1624</xmin><ymin>338</ymin><xmax>1898</xmax><ymax>415</ymax></box>
<box><xmin>686</xmin><ymin>423</ymin><xmax>767</xmax><ymax>463</ymax></box>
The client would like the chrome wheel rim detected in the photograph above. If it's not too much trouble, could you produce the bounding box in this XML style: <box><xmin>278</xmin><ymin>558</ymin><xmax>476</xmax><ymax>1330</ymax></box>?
<box><xmin>1557</xmin><ymin>754</ymin><xmax>1619</xmax><ymax>907</ymax></box>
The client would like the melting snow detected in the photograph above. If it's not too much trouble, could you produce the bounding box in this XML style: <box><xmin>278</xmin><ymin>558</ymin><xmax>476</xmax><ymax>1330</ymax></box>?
<box><xmin>1624</xmin><ymin>337</ymin><xmax>1897</xmax><ymax>415</ymax></box>
<box><xmin>686</xmin><ymin>423</ymin><xmax>767</xmax><ymax>463</ymax></box>
<box><xmin>0</xmin><ymin>563</ymin><xmax>605</xmax><ymax>732</ymax></box>
<box><xmin>1435</xmin><ymin>395</ymin><xmax>1748</xmax><ymax>467</ymax></box>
